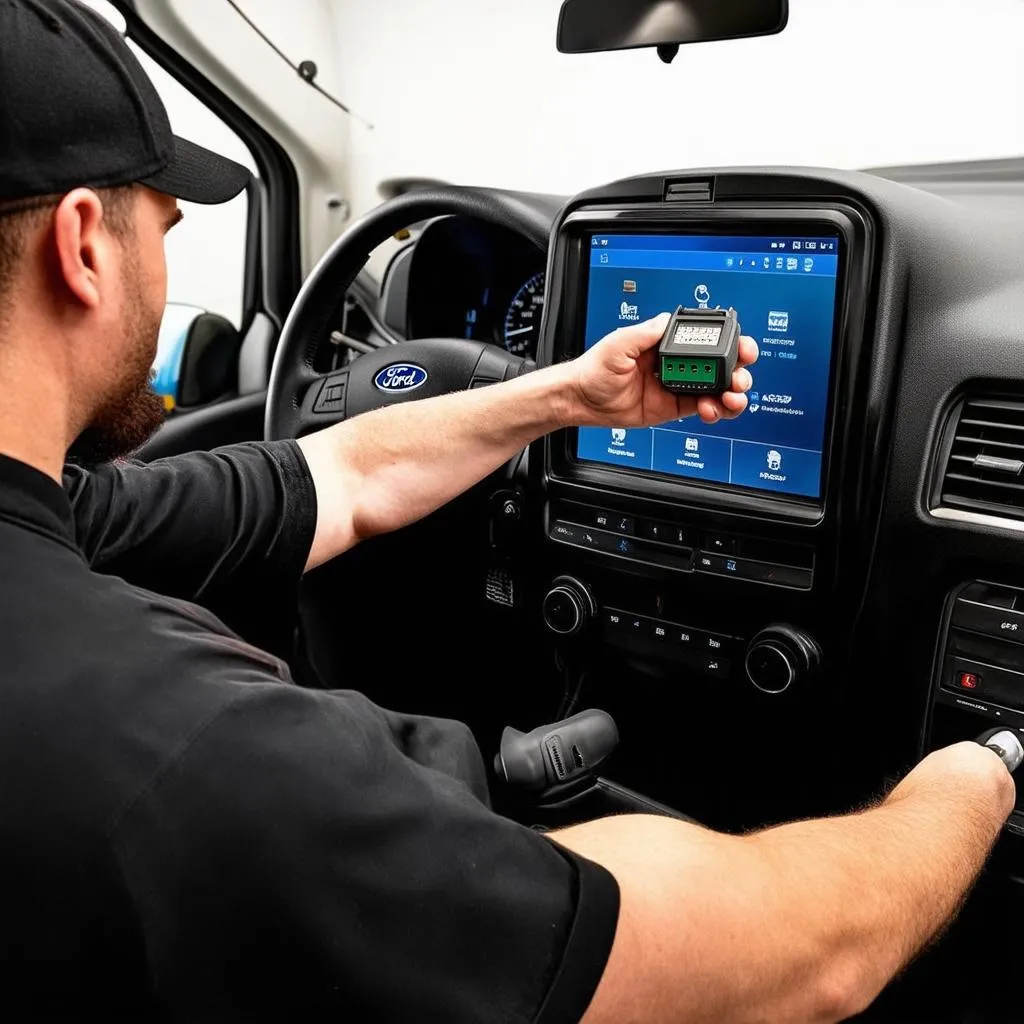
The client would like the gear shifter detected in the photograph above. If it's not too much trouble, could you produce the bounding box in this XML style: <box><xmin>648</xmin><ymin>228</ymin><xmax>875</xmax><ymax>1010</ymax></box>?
<box><xmin>977</xmin><ymin>728</ymin><xmax>1024</xmax><ymax>773</ymax></box>
<box><xmin>494</xmin><ymin>709</ymin><xmax>618</xmax><ymax>795</ymax></box>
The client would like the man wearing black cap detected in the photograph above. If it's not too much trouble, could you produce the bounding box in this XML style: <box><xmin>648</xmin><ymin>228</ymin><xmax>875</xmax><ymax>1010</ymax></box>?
<box><xmin>0</xmin><ymin>1</ymin><xmax>1016</xmax><ymax>1021</ymax></box>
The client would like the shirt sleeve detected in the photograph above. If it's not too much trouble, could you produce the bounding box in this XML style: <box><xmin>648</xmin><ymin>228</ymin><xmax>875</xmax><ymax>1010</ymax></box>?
<box><xmin>63</xmin><ymin>441</ymin><xmax>317</xmax><ymax>654</ymax></box>
<box><xmin>109</xmin><ymin>684</ymin><xmax>620</xmax><ymax>1023</ymax></box>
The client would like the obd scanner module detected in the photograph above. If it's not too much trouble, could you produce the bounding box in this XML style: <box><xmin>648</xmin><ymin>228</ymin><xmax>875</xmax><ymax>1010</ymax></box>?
<box><xmin>655</xmin><ymin>306</ymin><xmax>740</xmax><ymax>395</ymax></box>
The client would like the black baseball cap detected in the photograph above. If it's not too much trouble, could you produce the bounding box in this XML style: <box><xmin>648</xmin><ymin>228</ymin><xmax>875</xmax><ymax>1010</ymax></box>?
<box><xmin>0</xmin><ymin>0</ymin><xmax>250</xmax><ymax>204</ymax></box>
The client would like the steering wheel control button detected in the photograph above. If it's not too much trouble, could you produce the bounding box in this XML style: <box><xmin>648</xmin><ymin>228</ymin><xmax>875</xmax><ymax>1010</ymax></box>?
<box><xmin>312</xmin><ymin>375</ymin><xmax>347</xmax><ymax>415</ymax></box>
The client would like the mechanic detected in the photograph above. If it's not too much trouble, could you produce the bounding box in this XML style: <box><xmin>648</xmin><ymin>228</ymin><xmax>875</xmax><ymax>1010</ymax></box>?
<box><xmin>0</xmin><ymin>3</ymin><xmax>1015</xmax><ymax>1022</ymax></box>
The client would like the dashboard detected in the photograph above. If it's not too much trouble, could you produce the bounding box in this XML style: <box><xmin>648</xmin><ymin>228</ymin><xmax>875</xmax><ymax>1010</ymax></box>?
<box><xmin>357</xmin><ymin>167</ymin><xmax>1024</xmax><ymax>930</ymax></box>
<box><xmin>299</xmin><ymin>164</ymin><xmax>1024</xmax><ymax>1021</ymax></box>
<box><xmin>404</xmin><ymin>216</ymin><xmax>547</xmax><ymax>359</ymax></box>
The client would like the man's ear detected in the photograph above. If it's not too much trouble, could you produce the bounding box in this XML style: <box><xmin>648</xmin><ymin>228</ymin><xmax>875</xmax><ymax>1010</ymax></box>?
<box><xmin>52</xmin><ymin>188</ymin><xmax>113</xmax><ymax>310</ymax></box>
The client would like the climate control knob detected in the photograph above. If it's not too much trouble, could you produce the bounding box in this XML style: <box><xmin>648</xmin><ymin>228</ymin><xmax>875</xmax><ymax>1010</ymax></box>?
<box><xmin>542</xmin><ymin>576</ymin><xmax>598</xmax><ymax>637</ymax></box>
<box><xmin>745</xmin><ymin>624</ymin><xmax>822</xmax><ymax>695</ymax></box>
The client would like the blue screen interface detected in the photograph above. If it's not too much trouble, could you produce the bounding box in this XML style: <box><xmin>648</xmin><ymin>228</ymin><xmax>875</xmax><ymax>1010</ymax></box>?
<box><xmin>576</xmin><ymin>233</ymin><xmax>841</xmax><ymax>500</ymax></box>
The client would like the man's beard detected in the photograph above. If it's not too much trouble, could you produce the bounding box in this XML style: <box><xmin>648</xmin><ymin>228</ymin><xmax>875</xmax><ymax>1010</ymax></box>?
<box><xmin>67</xmin><ymin>266</ymin><xmax>167</xmax><ymax>467</ymax></box>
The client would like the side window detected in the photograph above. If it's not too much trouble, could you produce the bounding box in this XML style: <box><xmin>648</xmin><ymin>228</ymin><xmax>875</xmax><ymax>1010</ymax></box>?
<box><xmin>82</xmin><ymin>2</ymin><xmax>258</xmax><ymax>411</ymax></box>
<box><xmin>135</xmin><ymin>46</ymin><xmax>257</xmax><ymax>411</ymax></box>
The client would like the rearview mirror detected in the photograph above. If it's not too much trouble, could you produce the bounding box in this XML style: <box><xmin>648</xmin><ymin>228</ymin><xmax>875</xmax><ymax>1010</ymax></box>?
<box><xmin>557</xmin><ymin>0</ymin><xmax>788</xmax><ymax>58</ymax></box>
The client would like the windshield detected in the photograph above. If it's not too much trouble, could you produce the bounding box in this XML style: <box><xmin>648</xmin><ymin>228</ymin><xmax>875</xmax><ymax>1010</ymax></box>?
<box><xmin>330</xmin><ymin>0</ymin><xmax>1024</xmax><ymax>209</ymax></box>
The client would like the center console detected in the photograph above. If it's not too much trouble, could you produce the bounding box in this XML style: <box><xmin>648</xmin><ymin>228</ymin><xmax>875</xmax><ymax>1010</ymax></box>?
<box><xmin>520</xmin><ymin>174</ymin><xmax>881</xmax><ymax>825</ymax></box>
<box><xmin>535</xmin><ymin>182</ymin><xmax>872</xmax><ymax>683</ymax></box>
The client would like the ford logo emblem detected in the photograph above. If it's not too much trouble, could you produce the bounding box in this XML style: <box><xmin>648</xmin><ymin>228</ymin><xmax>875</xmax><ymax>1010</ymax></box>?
<box><xmin>373</xmin><ymin>363</ymin><xmax>428</xmax><ymax>394</ymax></box>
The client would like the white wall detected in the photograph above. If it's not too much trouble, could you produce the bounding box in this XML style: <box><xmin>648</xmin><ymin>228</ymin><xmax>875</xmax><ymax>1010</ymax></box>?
<box><xmin>330</xmin><ymin>0</ymin><xmax>1024</xmax><ymax>219</ymax></box>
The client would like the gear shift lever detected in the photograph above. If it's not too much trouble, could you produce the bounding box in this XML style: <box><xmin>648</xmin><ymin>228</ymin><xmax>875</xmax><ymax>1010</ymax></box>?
<box><xmin>494</xmin><ymin>709</ymin><xmax>618</xmax><ymax>795</ymax></box>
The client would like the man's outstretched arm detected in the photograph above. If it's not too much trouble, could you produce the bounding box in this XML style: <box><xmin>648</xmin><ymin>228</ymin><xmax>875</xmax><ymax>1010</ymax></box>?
<box><xmin>551</xmin><ymin>741</ymin><xmax>1014</xmax><ymax>1024</ymax></box>
<box><xmin>297</xmin><ymin>314</ymin><xmax>757</xmax><ymax>570</ymax></box>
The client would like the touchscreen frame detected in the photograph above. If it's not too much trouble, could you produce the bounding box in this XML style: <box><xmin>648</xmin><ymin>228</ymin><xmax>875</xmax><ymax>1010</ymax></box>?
<box><xmin>543</xmin><ymin>206</ymin><xmax>859</xmax><ymax>522</ymax></box>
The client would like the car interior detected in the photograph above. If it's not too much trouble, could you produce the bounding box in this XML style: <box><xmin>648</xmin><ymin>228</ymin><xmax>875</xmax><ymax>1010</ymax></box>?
<box><xmin>98</xmin><ymin>0</ymin><xmax>1024</xmax><ymax>1019</ymax></box>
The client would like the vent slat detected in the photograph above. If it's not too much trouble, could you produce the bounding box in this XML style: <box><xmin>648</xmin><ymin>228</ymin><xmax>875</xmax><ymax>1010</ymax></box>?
<box><xmin>939</xmin><ymin>397</ymin><xmax>1024</xmax><ymax>522</ymax></box>
<box><xmin>953</xmin><ymin>436</ymin><xmax>1024</xmax><ymax>451</ymax></box>
<box><xmin>958</xmin><ymin>418</ymin><xmax>1024</xmax><ymax>433</ymax></box>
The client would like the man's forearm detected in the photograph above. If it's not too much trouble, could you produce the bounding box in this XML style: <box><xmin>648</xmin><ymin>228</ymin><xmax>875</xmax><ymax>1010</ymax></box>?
<box><xmin>298</xmin><ymin>363</ymin><xmax>576</xmax><ymax>569</ymax></box>
<box><xmin>557</xmin><ymin>742</ymin><xmax>1013</xmax><ymax>1024</ymax></box>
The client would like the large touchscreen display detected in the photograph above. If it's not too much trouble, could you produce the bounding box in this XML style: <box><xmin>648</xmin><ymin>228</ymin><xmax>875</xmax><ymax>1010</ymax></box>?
<box><xmin>576</xmin><ymin>233</ymin><xmax>841</xmax><ymax>500</ymax></box>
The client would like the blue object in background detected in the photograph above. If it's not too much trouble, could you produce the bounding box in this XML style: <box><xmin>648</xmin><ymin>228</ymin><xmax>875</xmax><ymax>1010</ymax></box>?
<box><xmin>152</xmin><ymin>303</ymin><xmax>203</xmax><ymax>408</ymax></box>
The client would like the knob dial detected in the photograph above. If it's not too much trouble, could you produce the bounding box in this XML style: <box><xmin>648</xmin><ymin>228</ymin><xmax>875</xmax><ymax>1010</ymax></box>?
<box><xmin>542</xmin><ymin>576</ymin><xmax>597</xmax><ymax>637</ymax></box>
<box><xmin>745</xmin><ymin>624</ymin><xmax>822</xmax><ymax>695</ymax></box>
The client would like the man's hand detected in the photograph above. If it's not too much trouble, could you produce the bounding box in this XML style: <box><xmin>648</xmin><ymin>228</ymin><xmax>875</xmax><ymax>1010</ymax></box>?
<box><xmin>567</xmin><ymin>312</ymin><xmax>759</xmax><ymax>428</ymax></box>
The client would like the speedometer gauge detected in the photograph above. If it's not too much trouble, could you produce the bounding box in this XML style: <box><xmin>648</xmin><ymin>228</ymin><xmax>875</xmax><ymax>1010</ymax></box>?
<box><xmin>503</xmin><ymin>272</ymin><xmax>545</xmax><ymax>356</ymax></box>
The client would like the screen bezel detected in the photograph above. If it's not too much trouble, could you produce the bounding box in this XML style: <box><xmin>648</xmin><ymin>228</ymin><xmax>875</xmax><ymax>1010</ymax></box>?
<box><xmin>544</xmin><ymin>207</ymin><xmax>856</xmax><ymax>522</ymax></box>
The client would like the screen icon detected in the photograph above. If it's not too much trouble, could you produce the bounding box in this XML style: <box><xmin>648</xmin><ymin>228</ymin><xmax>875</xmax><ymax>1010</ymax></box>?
<box><xmin>775</xmin><ymin>256</ymin><xmax>784</xmax><ymax>269</ymax></box>
<box><xmin>725</xmin><ymin>257</ymin><xmax>735</xmax><ymax>268</ymax></box>
<box><xmin>592</xmin><ymin>238</ymin><xmax>599</xmax><ymax>246</ymax></box>
<box><xmin>763</xmin><ymin>256</ymin><xmax>771</xmax><ymax>269</ymax></box>
<box><xmin>618</xmin><ymin>301</ymin><xmax>640</xmax><ymax>321</ymax></box>
<box><xmin>766</xmin><ymin>449</ymin><xmax>783</xmax><ymax>471</ymax></box>
<box><xmin>770</xmin><ymin>242</ymin><xmax>778</xmax><ymax>249</ymax></box>
<box><xmin>803</xmin><ymin>257</ymin><xmax>814</xmax><ymax>272</ymax></box>
<box><xmin>768</xmin><ymin>310</ymin><xmax>790</xmax><ymax>332</ymax></box>
<box><xmin>685</xmin><ymin>437</ymin><xmax>699</xmax><ymax>453</ymax></box>
<box><xmin>694</xmin><ymin>284</ymin><xmax>710</xmax><ymax>308</ymax></box>
<box><xmin>805</xmin><ymin>241</ymin><xmax>817</xmax><ymax>251</ymax></box>
<box><xmin>786</xmin><ymin>257</ymin><xmax>798</xmax><ymax>271</ymax></box>
<box><xmin>792</xmin><ymin>241</ymin><xmax>802</xmax><ymax>250</ymax></box>
<box><xmin>600</xmin><ymin>239</ymin><xmax>608</xmax><ymax>246</ymax></box>
<box><xmin>622</xmin><ymin>279</ymin><xmax>637</xmax><ymax>293</ymax></box>
<box><xmin>611</xmin><ymin>428</ymin><xmax>626</xmax><ymax>445</ymax></box>
<box><xmin>599</xmin><ymin>252</ymin><xmax>609</xmax><ymax>264</ymax></box>
<box><xmin>748</xmin><ymin>391</ymin><xmax>760</xmax><ymax>413</ymax></box>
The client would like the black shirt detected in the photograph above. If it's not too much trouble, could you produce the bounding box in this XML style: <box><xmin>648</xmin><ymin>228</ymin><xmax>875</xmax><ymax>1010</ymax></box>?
<box><xmin>0</xmin><ymin>443</ymin><xmax>618</xmax><ymax>1020</ymax></box>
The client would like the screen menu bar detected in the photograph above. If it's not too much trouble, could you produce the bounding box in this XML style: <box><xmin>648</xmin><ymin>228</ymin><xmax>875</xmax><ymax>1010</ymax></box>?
<box><xmin>591</xmin><ymin>235</ymin><xmax>838</xmax><ymax>254</ymax></box>
<box><xmin>591</xmin><ymin>247</ymin><xmax>838</xmax><ymax>278</ymax></box>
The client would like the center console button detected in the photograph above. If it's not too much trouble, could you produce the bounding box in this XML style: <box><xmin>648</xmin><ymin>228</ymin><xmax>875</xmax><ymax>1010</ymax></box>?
<box><xmin>952</xmin><ymin>599</ymin><xmax>1024</xmax><ymax>644</ymax></box>
<box><xmin>649</xmin><ymin>621</ymin><xmax>672</xmax><ymax>643</ymax></box>
<box><xmin>603</xmin><ymin>609</ymin><xmax>627</xmax><ymax>631</ymax></box>
<box><xmin>642</xmin><ymin>521</ymin><xmax>692</xmax><ymax>547</ymax></box>
<box><xmin>704</xmin><ymin>632</ymin><xmax>732</xmax><ymax>653</ymax></box>
<box><xmin>703</xmin><ymin>533</ymin><xmax>737</xmax><ymax>555</ymax></box>
<box><xmin>697</xmin><ymin>553</ymin><xmax>743</xmax><ymax>576</ymax></box>
<box><xmin>589</xmin><ymin>509</ymin><xmax>634</xmax><ymax>535</ymax></box>
<box><xmin>675</xmin><ymin>626</ymin><xmax>697</xmax><ymax>647</ymax></box>
<box><xmin>699</xmin><ymin>655</ymin><xmax>731</xmax><ymax>679</ymax></box>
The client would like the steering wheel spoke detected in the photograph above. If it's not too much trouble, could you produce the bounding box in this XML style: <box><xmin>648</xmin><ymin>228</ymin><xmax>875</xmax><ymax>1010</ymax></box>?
<box><xmin>265</xmin><ymin>190</ymin><xmax>547</xmax><ymax>441</ymax></box>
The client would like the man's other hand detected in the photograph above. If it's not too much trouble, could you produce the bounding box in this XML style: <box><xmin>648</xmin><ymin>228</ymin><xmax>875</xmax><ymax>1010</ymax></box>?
<box><xmin>568</xmin><ymin>312</ymin><xmax>759</xmax><ymax>428</ymax></box>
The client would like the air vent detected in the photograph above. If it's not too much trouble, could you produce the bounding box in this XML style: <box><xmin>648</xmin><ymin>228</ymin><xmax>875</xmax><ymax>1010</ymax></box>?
<box><xmin>664</xmin><ymin>178</ymin><xmax>714</xmax><ymax>203</ymax></box>
<box><xmin>939</xmin><ymin>397</ymin><xmax>1024</xmax><ymax>520</ymax></box>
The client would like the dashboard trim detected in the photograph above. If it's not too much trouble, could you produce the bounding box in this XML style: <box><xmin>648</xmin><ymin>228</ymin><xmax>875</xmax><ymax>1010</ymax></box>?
<box><xmin>929</xmin><ymin>507</ymin><xmax>1024</xmax><ymax>534</ymax></box>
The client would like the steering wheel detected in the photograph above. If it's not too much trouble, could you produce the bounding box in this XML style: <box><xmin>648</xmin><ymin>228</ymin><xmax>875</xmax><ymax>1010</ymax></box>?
<box><xmin>265</xmin><ymin>189</ymin><xmax>550</xmax><ymax>441</ymax></box>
